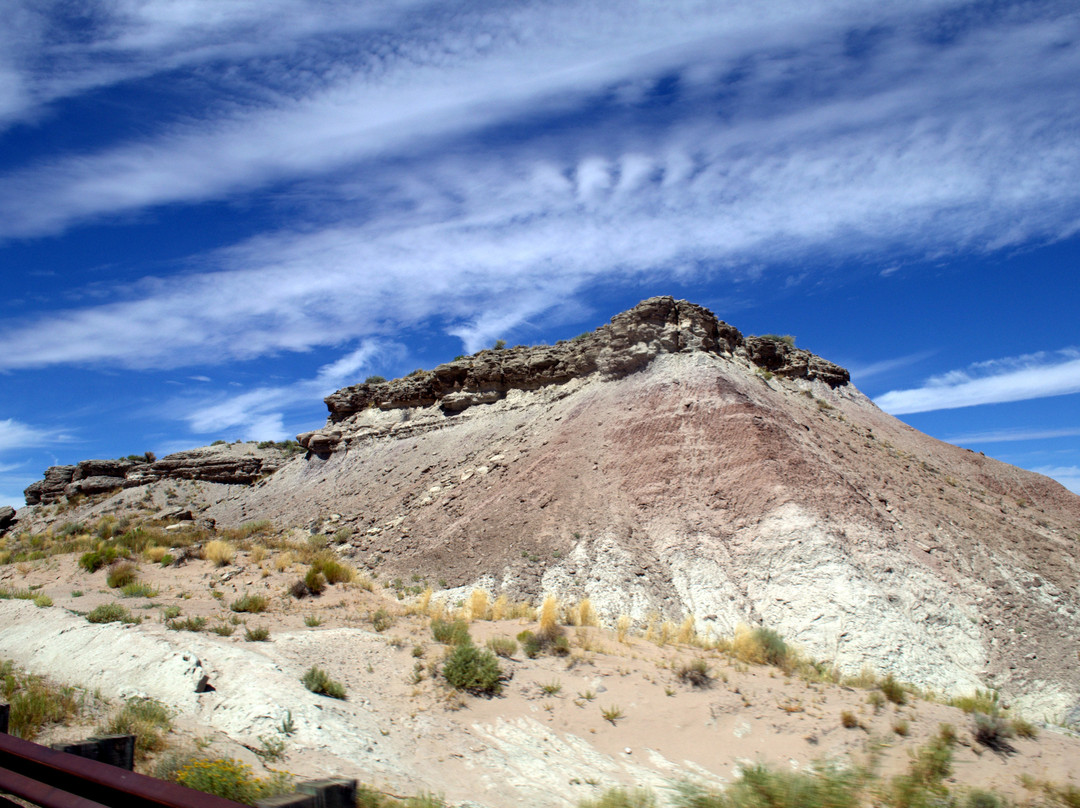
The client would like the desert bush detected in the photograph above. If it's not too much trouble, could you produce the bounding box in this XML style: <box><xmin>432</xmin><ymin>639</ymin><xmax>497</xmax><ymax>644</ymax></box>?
<box><xmin>204</xmin><ymin>540</ymin><xmax>236</xmax><ymax>567</ymax></box>
<box><xmin>676</xmin><ymin>658</ymin><xmax>712</xmax><ymax>688</ymax></box>
<box><xmin>616</xmin><ymin>614</ymin><xmax>632</xmax><ymax>643</ymax></box>
<box><xmin>518</xmin><ymin>630</ymin><xmax>542</xmax><ymax>659</ymax></box>
<box><xmin>432</xmin><ymin>618</ymin><xmax>471</xmax><ymax>646</ymax></box>
<box><xmin>99</xmin><ymin>697</ymin><xmax>172</xmax><ymax>760</ymax></box>
<box><xmin>302</xmin><ymin>666</ymin><xmax>346</xmax><ymax>699</ymax></box>
<box><xmin>949</xmin><ymin>689</ymin><xmax>1000</xmax><ymax>714</ymax></box>
<box><xmin>304</xmin><ymin>614</ymin><xmax>322</xmax><ymax>627</ymax></box>
<box><xmin>310</xmin><ymin>552</ymin><xmax>355</xmax><ymax>584</ymax></box>
<box><xmin>577</xmin><ymin>788</ymin><xmax>657</xmax><ymax>808</ymax></box>
<box><xmin>86</xmin><ymin>603</ymin><xmax>140</xmax><ymax>624</ymax></box>
<box><xmin>230</xmin><ymin>594</ymin><xmax>268</xmax><ymax>613</ymax></box>
<box><xmin>145</xmin><ymin>546</ymin><xmax>169</xmax><ymax>563</ymax></box>
<box><xmin>32</xmin><ymin>593</ymin><xmax>53</xmax><ymax>607</ymax></box>
<box><xmin>219</xmin><ymin>520</ymin><xmax>272</xmax><ymax>542</ymax></box>
<box><xmin>106</xmin><ymin>561</ymin><xmax>139</xmax><ymax>589</ymax></box>
<box><xmin>79</xmin><ymin>546</ymin><xmax>121</xmax><ymax>573</ymax></box>
<box><xmin>175</xmin><ymin>758</ymin><xmax>292</xmax><ymax>805</ymax></box>
<box><xmin>167</xmin><ymin>616</ymin><xmax>207</xmax><ymax>632</ymax></box>
<box><xmin>538</xmin><ymin>595</ymin><xmax>560</xmax><ymax>639</ymax></box>
<box><xmin>0</xmin><ymin>659</ymin><xmax>83</xmax><ymax>739</ymax></box>
<box><xmin>486</xmin><ymin>636</ymin><xmax>517</xmax><ymax>658</ymax></box>
<box><xmin>972</xmin><ymin>712</ymin><xmax>1015</xmax><ymax>751</ymax></box>
<box><xmin>120</xmin><ymin>581</ymin><xmax>158</xmax><ymax>598</ymax></box>
<box><xmin>288</xmin><ymin>579</ymin><xmax>309</xmax><ymax>599</ymax></box>
<box><xmin>732</xmin><ymin>625</ymin><xmax>789</xmax><ymax>667</ymax></box>
<box><xmin>1011</xmin><ymin>716</ymin><xmax>1038</xmax><ymax>739</ymax></box>
<box><xmin>244</xmin><ymin>626</ymin><xmax>270</xmax><ymax>641</ymax></box>
<box><xmin>840</xmin><ymin>710</ymin><xmax>859</xmax><ymax>729</ymax></box>
<box><xmin>370</xmin><ymin>608</ymin><xmax>394</xmax><ymax>633</ymax></box>
<box><xmin>303</xmin><ymin>567</ymin><xmax>326</xmax><ymax>595</ymax></box>
<box><xmin>211</xmin><ymin>623</ymin><xmax>236</xmax><ymax>636</ymax></box>
<box><xmin>442</xmin><ymin>642</ymin><xmax>503</xmax><ymax>696</ymax></box>
<box><xmin>965</xmin><ymin>790</ymin><xmax>1007</xmax><ymax>808</ymax></box>
<box><xmin>880</xmin><ymin>674</ymin><xmax>907</xmax><ymax>705</ymax></box>
<box><xmin>676</xmin><ymin>761</ymin><xmax>862</xmax><ymax>808</ymax></box>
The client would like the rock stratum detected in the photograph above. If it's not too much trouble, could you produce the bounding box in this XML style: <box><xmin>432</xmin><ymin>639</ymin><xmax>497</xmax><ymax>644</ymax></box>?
<box><xmin>16</xmin><ymin>296</ymin><xmax>1080</xmax><ymax>723</ymax></box>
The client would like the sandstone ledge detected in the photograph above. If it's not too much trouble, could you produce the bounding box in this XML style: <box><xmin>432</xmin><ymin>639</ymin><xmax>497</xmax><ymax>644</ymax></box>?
<box><xmin>303</xmin><ymin>297</ymin><xmax>848</xmax><ymax>452</ymax></box>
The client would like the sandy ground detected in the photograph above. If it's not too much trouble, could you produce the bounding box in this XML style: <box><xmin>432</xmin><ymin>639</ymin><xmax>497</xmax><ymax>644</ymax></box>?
<box><xmin>2</xmin><ymin>547</ymin><xmax>1080</xmax><ymax>807</ymax></box>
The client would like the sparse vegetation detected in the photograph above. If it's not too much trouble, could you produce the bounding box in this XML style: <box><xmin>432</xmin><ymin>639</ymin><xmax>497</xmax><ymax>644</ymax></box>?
<box><xmin>86</xmin><ymin>603</ymin><xmax>140</xmax><ymax>624</ymax></box>
<box><xmin>302</xmin><ymin>666</ymin><xmax>346</xmax><ymax>699</ymax></box>
<box><xmin>601</xmin><ymin>704</ymin><xmax>624</xmax><ymax>724</ymax></box>
<box><xmin>230</xmin><ymin>594</ymin><xmax>269</xmax><ymax>613</ymax></box>
<box><xmin>0</xmin><ymin>659</ymin><xmax>84</xmax><ymax>739</ymax></box>
<box><xmin>120</xmin><ymin>581</ymin><xmax>158</xmax><ymax>598</ymax></box>
<box><xmin>676</xmin><ymin>658</ymin><xmax>712</xmax><ymax>688</ymax></box>
<box><xmin>106</xmin><ymin>560</ymin><xmax>139</xmax><ymax>589</ymax></box>
<box><xmin>245</xmin><ymin>626</ymin><xmax>271</xmax><ymax>642</ymax></box>
<box><xmin>486</xmin><ymin>636</ymin><xmax>517</xmax><ymax>658</ymax></box>
<box><xmin>99</xmin><ymin>697</ymin><xmax>172</xmax><ymax>760</ymax></box>
<box><xmin>175</xmin><ymin>758</ymin><xmax>293</xmax><ymax>805</ymax></box>
<box><xmin>432</xmin><ymin>618</ymin><xmax>471</xmax><ymax>646</ymax></box>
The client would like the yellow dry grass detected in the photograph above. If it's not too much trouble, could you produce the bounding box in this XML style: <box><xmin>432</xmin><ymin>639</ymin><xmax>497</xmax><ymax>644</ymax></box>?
<box><xmin>204</xmin><ymin>540</ymin><xmax>236</xmax><ymax>567</ymax></box>
<box><xmin>616</xmin><ymin>614</ymin><xmax>632</xmax><ymax>644</ymax></box>
<box><xmin>145</xmin><ymin>547</ymin><xmax>168</xmax><ymax>563</ymax></box>
<box><xmin>467</xmin><ymin>589</ymin><xmax>491</xmax><ymax>621</ymax></box>
<box><xmin>676</xmin><ymin>615</ymin><xmax>697</xmax><ymax>645</ymax></box>
<box><xmin>273</xmin><ymin>551</ymin><xmax>295</xmax><ymax>572</ymax></box>
<box><xmin>539</xmin><ymin>595</ymin><xmax>559</xmax><ymax>638</ymax></box>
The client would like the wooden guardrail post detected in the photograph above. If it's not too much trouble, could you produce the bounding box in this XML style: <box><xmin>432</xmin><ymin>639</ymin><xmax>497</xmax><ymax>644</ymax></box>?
<box><xmin>0</xmin><ymin>702</ymin><xmax>8</xmax><ymax>734</ymax></box>
<box><xmin>52</xmin><ymin>735</ymin><xmax>135</xmax><ymax>771</ymax></box>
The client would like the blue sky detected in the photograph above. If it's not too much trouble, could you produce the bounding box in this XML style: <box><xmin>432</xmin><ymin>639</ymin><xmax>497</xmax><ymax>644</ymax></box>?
<box><xmin>2</xmin><ymin>0</ymin><xmax>1079</xmax><ymax>507</ymax></box>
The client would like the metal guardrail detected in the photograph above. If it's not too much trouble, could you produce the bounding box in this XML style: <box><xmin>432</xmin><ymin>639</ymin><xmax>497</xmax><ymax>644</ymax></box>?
<box><xmin>0</xmin><ymin>730</ymin><xmax>246</xmax><ymax>808</ymax></box>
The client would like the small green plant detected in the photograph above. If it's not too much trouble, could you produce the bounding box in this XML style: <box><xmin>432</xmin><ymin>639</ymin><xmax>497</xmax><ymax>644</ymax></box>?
<box><xmin>279</xmin><ymin>710</ymin><xmax>296</xmax><ymax>736</ymax></box>
<box><xmin>840</xmin><ymin>710</ymin><xmax>859</xmax><ymax>729</ymax></box>
<box><xmin>99</xmin><ymin>697</ymin><xmax>172</xmax><ymax>760</ymax></box>
<box><xmin>245</xmin><ymin>626</ymin><xmax>271</xmax><ymax>642</ymax></box>
<box><xmin>79</xmin><ymin>546</ymin><xmax>121</xmax><ymax>573</ymax></box>
<box><xmin>302</xmin><ymin>666</ymin><xmax>346</xmax><ymax>699</ymax></box>
<box><xmin>86</xmin><ymin>603</ymin><xmax>140</xmax><ymax>624</ymax></box>
<box><xmin>159</xmin><ymin>554</ymin><xmax>174</xmax><ymax>566</ymax></box>
<box><xmin>432</xmin><ymin>618</ymin><xmax>471</xmax><ymax>646</ymax></box>
<box><xmin>880</xmin><ymin>674</ymin><xmax>907</xmax><ymax>705</ymax></box>
<box><xmin>601</xmin><ymin>705</ymin><xmax>624</xmax><ymax>725</ymax></box>
<box><xmin>230</xmin><ymin>594</ymin><xmax>268</xmax><ymax>613</ymax></box>
<box><xmin>71</xmin><ymin>590</ymin><xmax>84</xmax><ymax>598</ymax></box>
<box><xmin>304</xmin><ymin>614</ymin><xmax>323</xmax><ymax>627</ymax></box>
<box><xmin>31</xmin><ymin>593</ymin><xmax>53</xmax><ymax>608</ymax></box>
<box><xmin>303</xmin><ymin>567</ymin><xmax>326</xmax><ymax>595</ymax></box>
<box><xmin>893</xmin><ymin>718</ymin><xmax>910</xmax><ymax>736</ymax></box>
<box><xmin>972</xmin><ymin>712</ymin><xmax>1015</xmax><ymax>751</ymax></box>
<box><xmin>676</xmin><ymin>658</ymin><xmax>712</xmax><ymax>688</ymax></box>
<box><xmin>0</xmin><ymin>659</ymin><xmax>83</xmax><ymax>739</ymax></box>
<box><xmin>577</xmin><ymin>788</ymin><xmax>657</xmax><ymax>808</ymax></box>
<box><xmin>1011</xmin><ymin>716</ymin><xmax>1038</xmax><ymax>739</ymax></box>
<box><xmin>578</xmin><ymin>689</ymin><xmax>597</xmax><ymax>702</ymax></box>
<box><xmin>163</xmin><ymin>605</ymin><xmax>182</xmax><ymax>619</ymax></box>
<box><xmin>442</xmin><ymin>642</ymin><xmax>504</xmax><ymax>696</ymax></box>
<box><xmin>253</xmin><ymin>735</ymin><xmax>286</xmax><ymax>762</ymax></box>
<box><xmin>539</xmin><ymin>680</ymin><xmax>563</xmax><ymax>696</ymax></box>
<box><xmin>486</xmin><ymin>636</ymin><xmax>517</xmax><ymax>658</ymax></box>
<box><xmin>120</xmin><ymin>581</ymin><xmax>158</xmax><ymax>598</ymax></box>
<box><xmin>211</xmin><ymin>623</ymin><xmax>236</xmax><ymax>636</ymax></box>
<box><xmin>371</xmin><ymin>608</ymin><xmax>394</xmax><ymax>633</ymax></box>
<box><xmin>167</xmin><ymin>616</ymin><xmax>207</xmax><ymax>632</ymax></box>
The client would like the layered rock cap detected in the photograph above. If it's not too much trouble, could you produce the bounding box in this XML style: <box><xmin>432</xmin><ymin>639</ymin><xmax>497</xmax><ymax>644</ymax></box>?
<box><xmin>300</xmin><ymin>297</ymin><xmax>848</xmax><ymax>452</ymax></box>
<box><xmin>24</xmin><ymin>443</ymin><xmax>294</xmax><ymax>506</ymax></box>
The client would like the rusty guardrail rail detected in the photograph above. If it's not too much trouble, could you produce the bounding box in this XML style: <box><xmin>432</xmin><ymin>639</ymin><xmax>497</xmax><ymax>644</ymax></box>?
<box><xmin>0</xmin><ymin>730</ymin><xmax>246</xmax><ymax>808</ymax></box>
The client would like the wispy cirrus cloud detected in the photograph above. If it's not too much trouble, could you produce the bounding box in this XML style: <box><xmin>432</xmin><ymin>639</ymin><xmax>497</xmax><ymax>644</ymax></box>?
<box><xmin>945</xmin><ymin>427</ymin><xmax>1080</xmax><ymax>444</ymax></box>
<box><xmin>175</xmin><ymin>341</ymin><xmax>388</xmax><ymax>441</ymax></box>
<box><xmin>875</xmin><ymin>349</ymin><xmax>1080</xmax><ymax>415</ymax></box>
<box><xmin>0</xmin><ymin>2</ymin><xmax>1078</xmax><ymax>369</ymax></box>
<box><xmin>0</xmin><ymin>418</ymin><xmax>71</xmax><ymax>453</ymax></box>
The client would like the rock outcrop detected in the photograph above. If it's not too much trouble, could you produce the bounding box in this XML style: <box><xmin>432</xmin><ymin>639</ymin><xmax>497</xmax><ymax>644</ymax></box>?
<box><xmin>0</xmin><ymin>506</ymin><xmax>16</xmax><ymax>534</ymax></box>
<box><xmin>24</xmin><ymin>443</ymin><xmax>294</xmax><ymax>506</ymax></box>
<box><xmin>300</xmin><ymin>297</ymin><xmax>848</xmax><ymax>452</ymax></box>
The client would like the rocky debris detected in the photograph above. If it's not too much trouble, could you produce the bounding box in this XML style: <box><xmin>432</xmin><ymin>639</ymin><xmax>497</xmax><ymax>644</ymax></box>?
<box><xmin>24</xmin><ymin>443</ymin><xmax>293</xmax><ymax>506</ymax></box>
<box><xmin>313</xmin><ymin>297</ymin><xmax>846</xmax><ymax>430</ymax></box>
<box><xmin>743</xmin><ymin>336</ymin><xmax>851</xmax><ymax>387</ymax></box>
<box><xmin>0</xmin><ymin>506</ymin><xmax>16</xmax><ymax>533</ymax></box>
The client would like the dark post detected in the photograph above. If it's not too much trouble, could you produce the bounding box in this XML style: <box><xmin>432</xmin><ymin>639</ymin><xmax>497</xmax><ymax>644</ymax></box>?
<box><xmin>297</xmin><ymin>779</ymin><xmax>358</xmax><ymax>808</ymax></box>
<box><xmin>254</xmin><ymin>794</ymin><xmax>316</xmax><ymax>808</ymax></box>
<box><xmin>51</xmin><ymin>735</ymin><xmax>135</xmax><ymax>771</ymax></box>
<box><xmin>0</xmin><ymin>703</ymin><xmax>8</xmax><ymax>734</ymax></box>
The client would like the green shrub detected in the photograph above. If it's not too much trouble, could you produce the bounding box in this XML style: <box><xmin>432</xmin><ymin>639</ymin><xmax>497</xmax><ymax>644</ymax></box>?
<box><xmin>578</xmin><ymin>788</ymin><xmax>657</xmax><ymax>808</ymax></box>
<box><xmin>442</xmin><ymin>642</ymin><xmax>503</xmax><ymax>696</ymax></box>
<box><xmin>302</xmin><ymin>666</ymin><xmax>346</xmax><ymax>699</ymax></box>
<box><xmin>106</xmin><ymin>561</ymin><xmax>139</xmax><ymax>589</ymax></box>
<box><xmin>86</xmin><ymin>603</ymin><xmax>140</xmax><ymax>624</ymax></box>
<box><xmin>752</xmin><ymin>627</ymin><xmax>789</xmax><ymax>667</ymax></box>
<box><xmin>245</xmin><ymin>626</ymin><xmax>271</xmax><ymax>642</ymax></box>
<box><xmin>676</xmin><ymin>761</ymin><xmax>862</xmax><ymax>808</ymax></box>
<box><xmin>99</xmin><ymin>698</ymin><xmax>171</xmax><ymax>760</ymax></box>
<box><xmin>31</xmin><ymin>593</ymin><xmax>53</xmax><ymax>608</ymax></box>
<box><xmin>303</xmin><ymin>567</ymin><xmax>326</xmax><ymax>595</ymax></box>
<box><xmin>518</xmin><ymin>630</ymin><xmax>542</xmax><ymax>658</ymax></box>
<box><xmin>230</xmin><ymin>594</ymin><xmax>268</xmax><ymax>613</ymax></box>
<box><xmin>79</xmin><ymin>546</ymin><xmax>121</xmax><ymax>572</ymax></box>
<box><xmin>972</xmin><ymin>712</ymin><xmax>1015</xmax><ymax>751</ymax></box>
<box><xmin>949</xmin><ymin>689</ymin><xmax>1000</xmax><ymax>714</ymax></box>
<box><xmin>432</xmin><ymin>618</ymin><xmax>471</xmax><ymax>646</ymax></box>
<box><xmin>371</xmin><ymin>608</ymin><xmax>393</xmax><ymax>633</ymax></box>
<box><xmin>486</xmin><ymin>636</ymin><xmax>518</xmax><ymax>658</ymax></box>
<box><xmin>175</xmin><ymin>758</ymin><xmax>293</xmax><ymax>805</ymax></box>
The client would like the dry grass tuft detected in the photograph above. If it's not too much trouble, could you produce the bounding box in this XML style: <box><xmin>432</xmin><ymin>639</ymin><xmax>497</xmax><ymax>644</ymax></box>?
<box><xmin>616</xmin><ymin>614</ymin><xmax>632</xmax><ymax>644</ymax></box>
<box><xmin>204</xmin><ymin>540</ymin><xmax>236</xmax><ymax>567</ymax></box>
<box><xmin>145</xmin><ymin>546</ymin><xmax>169</xmax><ymax>563</ymax></box>
<box><xmin>676</xmin><ymin>615</ymin><xmax>697</xmax><ymax>645</ymax></box>
<box><xmin>539</xmin><ymin>595</ymin><xmax>560</xmax><ymax>638</ymax></box>
<box><xmin>467</xmin><ymin>589</ymin><xmax>491</xmax><ymax>621</ymax></box>
<box><xmin>273</xmin><ymin>551</ymin><xmax>295</xmax><ymax>572</ymax></box>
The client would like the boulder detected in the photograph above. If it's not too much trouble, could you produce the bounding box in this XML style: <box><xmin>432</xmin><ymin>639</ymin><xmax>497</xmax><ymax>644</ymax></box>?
<box><xmin>0</xmin><ymin>506</ymin><xmax>15</xmax><ymax>533</ymax></box>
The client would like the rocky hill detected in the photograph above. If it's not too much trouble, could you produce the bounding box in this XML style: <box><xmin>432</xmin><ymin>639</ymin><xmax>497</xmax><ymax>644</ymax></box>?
<box><xmin>13</xmin><ymin>297</ymin><xmax>1080</xmax><ymax>724</ymax></box>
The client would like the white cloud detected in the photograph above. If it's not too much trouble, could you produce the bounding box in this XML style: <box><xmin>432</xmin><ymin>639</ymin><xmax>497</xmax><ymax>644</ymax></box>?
<box><xmin>875</xmin><ymin>350</ymin><xmax>1080</xmax><ymax>414</ymax></box>
<box><xmin>0</xmin><ymin>418</ymin><xmax>70</xmax><ymax>452</ymax></box>
<box><xmin>1031</xmin><ymin>465</ymin><xmax>1080</xmax><ymax>495</ymax></box>
<box><xmin>0</xmin><ymin>3</ymin><xmax>1077</xmax><ymax>371</ymax></box>
<box><xmin>945</xmin><ymin>427</ymin><xmax>1080</xmax><ymax>444</ymax></box>
<box><xmin>178</xmin><ymin>341</ymin><xmax>386</xmax><ymax>440</ymax></box>
<box><xmin>846</xmin><ymin>350</ymin><xmax>936</xmax><ymax>382</ymax></box>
